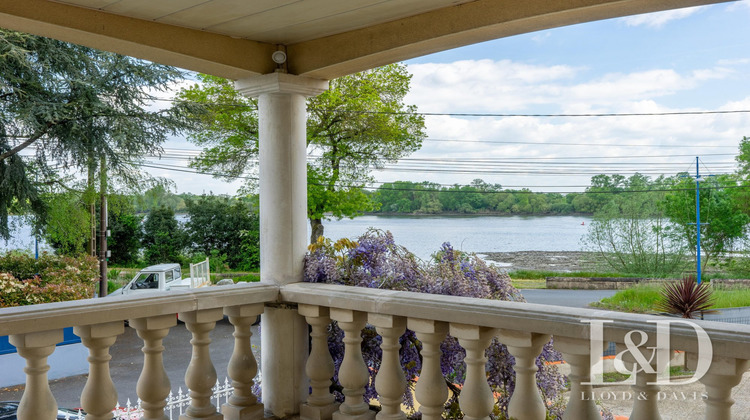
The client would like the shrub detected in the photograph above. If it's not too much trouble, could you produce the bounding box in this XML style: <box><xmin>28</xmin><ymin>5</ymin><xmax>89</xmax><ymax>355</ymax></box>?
<box><xmin>304</xmin><ymin>229</ymin><xmax>566</xmax><ymax>419</ymax></box>
<box><xmin>0</xmin><ymin>252</ymin><xmax>99</xmax><ymax>307</ymax></box>
<box><xmin>656</xmin><ymin>276</ymin><xmax>715</xmax><ymax>318</ymax></box>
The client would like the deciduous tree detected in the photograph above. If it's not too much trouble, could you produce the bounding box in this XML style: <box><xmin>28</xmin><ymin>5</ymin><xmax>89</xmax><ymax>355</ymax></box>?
<box><xmin>177</xmin><ymin>64</ymin><xmax>426</xmax><ymax>243</ymax></box>
<box><xmin>184</xmin><ymin>195</ymin><xmax>260</xmax><ymax>270</ymax></box>
<box><xmin>583</xmin><ymin>175</ymin><xmax>687</xmax><ymax>276</ymax></box>
<box><xmin>142</xmin><ymin>206</ymin><xmax>184</xmax><ymax>264</ymax></box>
<box><xmin>664</xmin><ymin>173</ymin><xmax>749</xmax><ymax>274</ymax></box>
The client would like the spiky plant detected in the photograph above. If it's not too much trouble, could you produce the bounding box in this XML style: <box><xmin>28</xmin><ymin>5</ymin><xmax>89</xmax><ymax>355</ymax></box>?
<box><xmin>656</xmin><ymin>276</ymin><xmax>715</xmax><ymax>318</ymax></box>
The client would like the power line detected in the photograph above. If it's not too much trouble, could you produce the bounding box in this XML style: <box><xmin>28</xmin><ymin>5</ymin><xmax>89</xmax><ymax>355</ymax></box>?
<box><xmin>422</xmin><ymin>138</ymin><xmax>739</xmax><ymax>148</ymax></box>
<box><xmin>146</xmin><ymin>154</ymin><xmax>739</xmax><ymax>176</ymax></box>
<box><xmin>147</xmin><ymin>147</ymin><xmax>740</xmax><ymax>165</ymax></box>
<box><xmin>154</xmin><ymin>97</ymin><xmax>750</xmax><ymax>119</ymax></box>
<box><xmin>318</xmin><ymin>109</ymin><xmax>750</xmax><ymax>118</ymax></box>
<box><xmin>135</xmin><ymin>160</ymin><xmax>746</xmax><ymax>195</ymax></box>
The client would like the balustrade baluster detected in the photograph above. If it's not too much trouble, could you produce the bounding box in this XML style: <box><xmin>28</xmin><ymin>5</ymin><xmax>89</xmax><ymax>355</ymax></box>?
<box><xmin>178</xmin><ymin>308</ymin><xmax>224</xmax><ymax>420</ymax></box>
<box><xmin>499</xmin><ymin>330</ymin><xmax>549</xmax><ymax>420</ymax></box>
<box><xmin>299</xmin><ymin>304</ymin><xmax>339</xmax><ymax>420</ymax></box>
<box><xmin>330</xmin><ymin>308</ymin><xmax>374</xmax><ymax>420</ymax></box>
<box><xmin>369</xmin><ymin>314</ymin><xmax>407</xmax><ymax>420</ymax></box>
<box><xmin>223</xmin><ymin>303</ymin><xmax>265</xmax><ymax>420</ymax></box>
<box><xmin>554</xmin><ymin>336</ymin><xmax>602</xmax><ymax>420</ymax></box>
<box><xmin>407</xmin><ymin>319</ymin><xmax>448</xmax><ymax>420</ymax></box>
<box><xmin>689</xmin><ymin>354</ymin><xmax>749</xmax><ymax>420</ymax></box>
<box><xmin>9</xmin><ymin>330</ymin><xmax>63</xmax><ymax>420</ymax></box>
<box><xmin>74</xmin><ymin>322</ymin><xmax>125</xmax><ymax>420</ymax></box>
<box><xmin>450</xmin><ymin>324</ymin><xmax>498</xmax><ymax>420</ymax></box>
<box><xmin>630</xmin><ymin>370</ymin><xmax>661</xmax><ymax>419</ymax></box>
<box><xmin>130</xmin><ymin>314</ymin><xmax>177</xmax><ymax>420</ymax></box>
<box><xmin>616</xmin><ymin>343</ymin><xmax>662</xmax><ymax>420</ymax></box>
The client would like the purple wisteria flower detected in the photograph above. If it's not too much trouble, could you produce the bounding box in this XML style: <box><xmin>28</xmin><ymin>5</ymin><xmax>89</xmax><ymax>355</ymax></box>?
<box><xmin>304</xmin><ymin>229</ymin><xmax>567</xmax><ymax>419</ymax></box>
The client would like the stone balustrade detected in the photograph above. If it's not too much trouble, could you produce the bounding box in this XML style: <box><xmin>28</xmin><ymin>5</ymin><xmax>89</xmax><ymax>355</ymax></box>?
<box><xmin>1</xmin><ymin>281</ymin><xmax>749</xmax><ymax>420</ymax></box>
<box><xmin>0</xmin><ymin>283</ymin><xmax>275</xmax><ymax>420</ymax></box>
<box><xmin>282</xmin><ymin>283</ymin><xmax>750</xmax><ymax>420</ymax></box>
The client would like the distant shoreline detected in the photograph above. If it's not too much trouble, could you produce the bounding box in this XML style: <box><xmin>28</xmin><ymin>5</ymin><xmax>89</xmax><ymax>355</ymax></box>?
<box><xmin>481</xmin><ymin>251</ymin><xmax>591</xmax><ymax>272</ymax></box>
<box><xmin>364</xmin><ymin>211</ymin><xmax>594</xmax><ymax>218</ymax></box>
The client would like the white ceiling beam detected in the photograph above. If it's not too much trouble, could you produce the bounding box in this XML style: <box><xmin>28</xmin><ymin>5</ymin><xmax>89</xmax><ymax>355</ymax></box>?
<box><xmin>0</xmin><ymin>0</ymin><xmax>277</xmax><ymax>79</ymax></box>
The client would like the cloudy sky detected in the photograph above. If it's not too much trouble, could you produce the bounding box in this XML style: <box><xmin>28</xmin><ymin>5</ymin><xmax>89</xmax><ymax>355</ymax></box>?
<box><xmin>156</xmin><ymin>1</ymin><xmax>750</xmax><ymax>195</ymax></box>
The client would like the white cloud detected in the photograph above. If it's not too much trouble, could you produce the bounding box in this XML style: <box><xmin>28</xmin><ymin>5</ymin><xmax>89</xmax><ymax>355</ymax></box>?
<box><xmin>406</xmin><ymin>60</ymin><xmax>580</xmax><ymax>113</ymax></box>
<box><xmin>621</xmin><ymin>6</ymin><xmax>706</xmax><ymax>28</ymax></box>
<box><xmin>406</xmin><ymin>60</ymin><xmax>735</xmax><ymax>115</ymax></box>
<box><xmin>390</xmin><ymin>59</ymin><xmax>749</xmax><ymax>191</ymax></box>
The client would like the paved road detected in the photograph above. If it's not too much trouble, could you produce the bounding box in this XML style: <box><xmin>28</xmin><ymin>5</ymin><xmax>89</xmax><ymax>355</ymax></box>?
<box><xmin>519</xmin><ymin>289</ymin><xmax>617</xmax><ymax>308</ymax></box>
<box><xmin>520</xmin><ymin>289</ymin><xmax>750</xmax><ymax>324</ymax></box>
<box><xmin>0</xmin><ymin>318</ymin><xmax>260</xmax><ymax>409</ymax></box>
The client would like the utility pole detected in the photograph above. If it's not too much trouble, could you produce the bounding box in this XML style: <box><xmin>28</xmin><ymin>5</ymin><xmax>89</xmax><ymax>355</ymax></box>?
<box><xmin>688</xmin><ymin>156</ymin><xmax>712</xmax><ymax>284</ymax></box>
<box><xmin>88</xmin><ymin>149</ymin><xmax>97</xmax><ymax>256</ymax></box>
<box><xmin>695</xmin><ymin>157</ymin><xmax>702</xmax><ymax>284</ymax></box>
<box><xmin>99</xmin><ymin>154</ymin><xmax>108</xmax><ymax>297</ymax></box>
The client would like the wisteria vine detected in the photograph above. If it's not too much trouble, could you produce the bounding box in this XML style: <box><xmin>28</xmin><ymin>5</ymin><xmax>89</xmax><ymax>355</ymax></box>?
<box><xmin>304</xmin><ymin>229</ymin><xmax>569</xmax><ymax>419</ymax></box>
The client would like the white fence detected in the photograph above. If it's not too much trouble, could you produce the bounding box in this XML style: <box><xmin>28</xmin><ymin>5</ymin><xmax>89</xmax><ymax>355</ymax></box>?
<box><xmin>63</xmin><ymin>378</ymin><xmax>233</xmax><ymax>420</ymax></box>
<box><xmin>189</xmin><ymin>257</ymin><xmax>211</xmax><ymax>288</ymax></box>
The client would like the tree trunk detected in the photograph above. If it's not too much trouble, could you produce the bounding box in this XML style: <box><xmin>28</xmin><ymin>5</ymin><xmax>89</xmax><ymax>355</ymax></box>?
<box><xmin>310</xmin><ymin>218</ymin><xmax>324</xmax><ymax>244</ymax></box>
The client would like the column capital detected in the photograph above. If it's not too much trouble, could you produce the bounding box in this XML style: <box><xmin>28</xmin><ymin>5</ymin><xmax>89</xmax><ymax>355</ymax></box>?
<box><xmin>236</xmin><ymin>72</ymin><xmax>328</xmax><ymax>98</ymax></box>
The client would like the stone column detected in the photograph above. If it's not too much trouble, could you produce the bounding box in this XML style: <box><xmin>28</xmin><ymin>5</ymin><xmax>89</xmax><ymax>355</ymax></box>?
<box><xmin>499</xmin><ymin>330</ymin><xmax>550</xmax><ymax>420</ymax></box>
<box><xmin>74</xmin><ymin>322</ymin><xmax>125</xmax><ymax>420</ymax></box>
<box><xmin>329</xmin><ymin>308</ymin><xmax>374</xmax><ymax>420</ymax></box>
<box><xmin>369</xmin><ymin>314</ymin><xmax>407</xmax><ymax>420</ymax></box>
<box><xmin>130</xmin><ymin>314</ymin><xmax>177</xmax><ymax>420</ymax></box>
<box><xmin>178</xmin><ymin>308</ymin><xmax>224</xmax><ymax>420</ymax></box>
<box><xmin>689</xmin><ymin>354</ymin><xmax>749</xmax><ymax>420</ymax></box>
<box><xmin>554</xmin><ymin>336</ymin><xmax>602</xmax><ymax>420</ymax></box>
<box><xmin>450</xmin><ymin>324</ymin><xmax>498</xmax><ymax>420</ymax></box>
<box><xmin>616</xmin><ymin>342</ymin><xmax>662</xmax><ymax>420</ymax></box>
<box><xmin>223</xmin><ymin>303</ymin><xmax>265</xmax><ymax>420</ymax></box>
<box><xmin>299</xmin><ymin>304</ymin><xmax>339</xmax><ymax>420</ymax></box>
<box><xmin>235</xmin><ymin>72</ymin><xmax>328</xmax><ymax>417</ymax></box>
<box><xmin>407</xmin><ymin>319</ymin><xmax>449</xmax><ymax>420</ymax></box>
<box><xmin>9</xmin><ymin>330</ymin><xmax>63</xmax><ymax>420</ymax></box>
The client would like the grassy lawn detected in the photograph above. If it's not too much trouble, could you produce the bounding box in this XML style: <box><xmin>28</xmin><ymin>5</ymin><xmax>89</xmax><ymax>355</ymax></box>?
<box><xmin>600</xmin><ymin>366</ymin><xmax>694</xmax><ymax>383</ymax></box>
<box><xmin>591</xmin><ymin>284</ymin><xmax>750</xmax><ymax>313</ymax></box>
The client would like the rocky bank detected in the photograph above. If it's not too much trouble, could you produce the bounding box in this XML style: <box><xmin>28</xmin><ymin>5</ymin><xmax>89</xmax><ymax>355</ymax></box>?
<box><xmin>481</xmin><ymin>251</ymin><xmax>593</xmax><ymax>272</ymax></box>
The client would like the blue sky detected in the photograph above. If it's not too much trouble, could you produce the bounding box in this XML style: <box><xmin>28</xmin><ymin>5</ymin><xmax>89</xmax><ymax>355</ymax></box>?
<box><xmin>159</xmin><ymin>1</ymin><xmax>750</xmax><ymax>195</ymax></box>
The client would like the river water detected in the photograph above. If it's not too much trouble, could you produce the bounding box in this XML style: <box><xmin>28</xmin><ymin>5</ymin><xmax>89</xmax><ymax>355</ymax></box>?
<box><xmin>318</xmin><ymin>215</ymin><xmax>592</xmax><ymax>260</ymax></box>
<box><xmin>2</xmin><ymin>214</ymin><xmax>593</xmax><ymax>261</ymax></box>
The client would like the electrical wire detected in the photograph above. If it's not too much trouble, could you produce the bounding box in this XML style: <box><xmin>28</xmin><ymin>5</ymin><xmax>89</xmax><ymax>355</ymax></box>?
<box><xmin>153</xmin><ymin>96</ymin><xmax>750</xmax><ymax>118</ymax></box>
<box><xmin>134</xmin><ymin>160</ymin><xmax>747</xmax><ymax>195</ymax></box>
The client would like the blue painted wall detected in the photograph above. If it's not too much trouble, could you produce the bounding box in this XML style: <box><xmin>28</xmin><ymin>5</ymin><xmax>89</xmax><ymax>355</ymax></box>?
<box><xmin>0</xmin><ymin>327</ymin><xmax>81</xmax><ymax>355</ymax></box>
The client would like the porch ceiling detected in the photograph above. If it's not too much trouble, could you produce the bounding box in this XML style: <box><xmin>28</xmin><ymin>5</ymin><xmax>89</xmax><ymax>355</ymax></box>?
<box><xmin>0</xmin><ymin>0</ymin><xmax>733</xmax><ymax>80</ymax></box>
